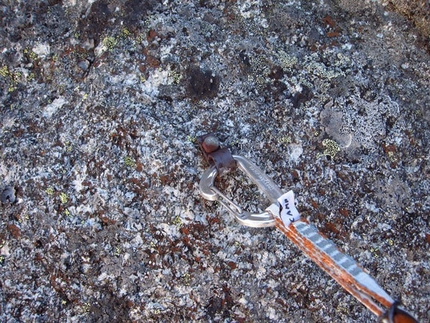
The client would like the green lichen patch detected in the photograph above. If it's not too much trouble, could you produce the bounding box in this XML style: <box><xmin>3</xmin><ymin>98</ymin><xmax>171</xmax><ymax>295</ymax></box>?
<box><xmin>124</xmin><ymin>156</ymin><xmax>136</xmax><ymax>169</ymax></box>
<box><xmin>0</xmin><ymin>65</ymin><xmax>22</xmax><ymax>92</ymax></box>
<box><xmin>319</xmin><ymin>139</ymin><xmax>340</xmax><ymax>159</ymax></box>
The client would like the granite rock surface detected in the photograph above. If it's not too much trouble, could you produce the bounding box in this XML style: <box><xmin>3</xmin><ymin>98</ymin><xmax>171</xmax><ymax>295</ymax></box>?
<box><xmin>1</xmin><ymin>0</ymin><xmax>429</xmax><ymax>322</ymax></box>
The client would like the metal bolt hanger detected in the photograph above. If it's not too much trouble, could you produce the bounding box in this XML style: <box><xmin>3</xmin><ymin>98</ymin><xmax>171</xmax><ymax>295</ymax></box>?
<box><xmin>198</xmin><ymin>133</ymin><xmax>419</xmax><ymax>323</ymax></box>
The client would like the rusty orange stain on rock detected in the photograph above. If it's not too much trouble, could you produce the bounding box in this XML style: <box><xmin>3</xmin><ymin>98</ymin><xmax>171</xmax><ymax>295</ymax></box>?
<box><xmin>323</xmin><ymin>15</ymin><xmax>336</xmax><ymax>28</ymax></box>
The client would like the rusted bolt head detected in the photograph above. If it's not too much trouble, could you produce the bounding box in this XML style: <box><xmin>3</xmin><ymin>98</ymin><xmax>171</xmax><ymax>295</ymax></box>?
<box><xmin>202</xmin><ymin>135</ymin><xmax>220</xmax><ymax>153</ymax></box>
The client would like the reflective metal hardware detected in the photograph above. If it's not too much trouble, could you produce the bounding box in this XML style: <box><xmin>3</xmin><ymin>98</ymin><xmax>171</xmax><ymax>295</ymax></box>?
<box><xmin>199</xmin><ymin>155</ymin><xmax>283</xmax><ymax>227</ymax></box>
<box><xmin>199</xmin><ymin>150</ymin><xmax>421</xmax><ymax>322</ymax></box>
<box><xmin>380</xmin><ymin>302</ymin><xmax>419</xmax><ymax>323</ymax></box>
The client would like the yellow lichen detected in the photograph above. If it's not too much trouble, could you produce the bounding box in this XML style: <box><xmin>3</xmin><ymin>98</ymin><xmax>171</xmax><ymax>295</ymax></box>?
<box><xmin>0</xmin><ymin>66</ymin><xmax>21</xmax><ymax>92</ymax></box>
<box><xmin>60</xmin><ymin>192</ymin><xmax>68</xmax><ymax>204</ymax></box>
<box><xmin>169</xmin><ymin>69</ymin><xmax>182</xmax><ymax>84</ymax></box>
<box><xmin>120</xmin><ymin>27</ymin><xmax>131</xmax><ymax>38</ymax></box>
<box><xmin>0</xmin><ymin>66</ymin><xmax>9</xmax><ymax>77</ymax></box>
<box><xmin>24</xmin><ymin>48</ymin><xmax>38</xmax><ymax>61</ymax></box>
<box><xmin>46</xmin><ymin>187</ymin><xmax>54</xmax><ymax>195</ymax></box>
<box><xmin>103</xmin><ymin>36</ymin><xmax>118</xmax><ymax>51</ymax></box>
<box><xmin>319</xmin><ymin>139</ymin><xmax>340</xmax><ymax>158</ymax></box>
<box><xmin>278</xmin><ymin>136</ymin><xmax>292</xmax><ymax>145</ymax></box>
<box><xmin>186</xmin><ymin>135</ymin><xmax>197</xmax><ymax>143</ymax></box>
<box><xmin>173</xmin><ymin>215</ymin><xmax>183</xmax><ymax>228</ymax></box>
<box><xmin>124</xmin><ymin>156</ymin><xmax>136</xmax><ymax>168</ymax></box>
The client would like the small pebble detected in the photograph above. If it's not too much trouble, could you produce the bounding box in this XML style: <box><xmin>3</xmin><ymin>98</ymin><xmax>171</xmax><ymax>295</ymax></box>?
<box><xmin>77</xmin><ymin>60</ymin><xmax>90</xmax><ymax>71</ymax></box>
<box><xmin>1</xmin><ymin>186</ymin><xmax>16</xmax><ymax>204</ymax></box>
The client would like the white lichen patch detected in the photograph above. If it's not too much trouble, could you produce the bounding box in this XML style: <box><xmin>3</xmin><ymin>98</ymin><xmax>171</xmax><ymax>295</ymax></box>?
<box><xmin>43</xmin><ymin>97</ymin><xmax>67</xmax><ymax>118</ymax></box>
<box><xmin>277</xmin><ymin>50</ymin><xmax>298</xmax><ymax>70</ymax></box>
<box><xmin>140</xmin><ymin>69</ymin><xmax>170</xmax><ymax>96</ymax></box>
<box><xmin>287</xmin><ymin>143</ymin><xmax>303</xmax><ymax>163</ymax></box>
<box><xmin>1</xmin><ymin>116</ymin><xmax>16</xmax><ymax>132</ymax></box>
<box><xmin>32</xmin><ymin>43</ymin><xmax>50</xmax><ymax>59</ymax></box>
<box><xmin>0</xmin><ymin>243</ymin><xmax>10</xmax><ymax>257</ymax></box>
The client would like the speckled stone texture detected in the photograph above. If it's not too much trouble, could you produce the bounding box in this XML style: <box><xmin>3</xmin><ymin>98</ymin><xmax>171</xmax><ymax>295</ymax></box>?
<box><xmin>1</xmin><ymin>0</ymin><xmax>429</xmax><ymax>322</ymax></box>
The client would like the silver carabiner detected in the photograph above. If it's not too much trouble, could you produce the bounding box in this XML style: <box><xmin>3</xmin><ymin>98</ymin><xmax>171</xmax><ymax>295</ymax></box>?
<box><xmin>198</xmin><ymin>135</ymin><xmax>420</xmax><ymax>322</ymax></box>
<box><xmin>199</xmin><ymin>155</ymin><xmax>283</xmax><ymax>228</ymax></box>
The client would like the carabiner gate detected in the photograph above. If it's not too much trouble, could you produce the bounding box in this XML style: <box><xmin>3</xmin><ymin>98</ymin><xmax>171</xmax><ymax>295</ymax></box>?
<box><xmin>199</xmin><ymin>154</ymin><xmax>283</xmax><ymax>228</ymax></box>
